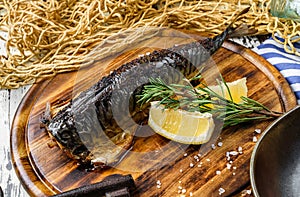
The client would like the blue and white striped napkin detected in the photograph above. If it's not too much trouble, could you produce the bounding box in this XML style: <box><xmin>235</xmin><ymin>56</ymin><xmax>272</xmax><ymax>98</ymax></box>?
<box><xmin>253</xmin><ymin>36</ymin><xmax>300</xmax><ymax>104</ymax></box>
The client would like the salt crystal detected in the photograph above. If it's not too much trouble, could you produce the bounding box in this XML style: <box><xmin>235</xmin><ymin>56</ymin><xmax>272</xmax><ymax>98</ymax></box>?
<box><xmin>146</xmin><ymin>52</ymin><xmax>151</xmax><ymax>55</ymax></box>
<box><xmin>194</xmin><ymin>155</ymin><xmax>199</xmax><ymax>160</ymax></box>
<box><xmin>197</xmin><ymin>164</ymin><xmax>202</xmax><ymax>167</ymax></box>
<box><xmin>190</xmin><ymin>192</ymin><xmax>193</xmax><ymax>196</ymax></box>
<box><xmin>206</xmin><ymin>158</ymin><xmax>210</xmax><ymax>162</ymax></box>
<box><xmin>226</xmin><ymin>152</ymin><xmax>231</xmax><ymax>160</ymax></box>
<box><xmin>156</xmin><ymin>180</ymin><xmax>161</xmax><ymax>185</ymax></box>
<box><xmin>184</xmin><ymin>153</ymin><xmax>188</xmax><ymax>156</ymax></box>
<box><xmin>230</xmin><ymin>151</ymin><xmax>239</xmax><ymax>156</ymax></box>
<box><xmin>157</xmin><ymin>185</ymin><xmax>161</xmax><ymax>189</ymax></box>
<box><xmin>233</xmin><ymin>172</ymin><xmax>236</xmax><ymax>175</ymax></box>
<box><xmin>182</xmin><ymin>189</ymin><xmax>186</xmax><ymax>194</ymax></box>
<box><xmin>180</xmin><ymin>169</ymin><xmax>183</xmax><ymax>173</ymax></box>
<box><xmin>226</xmin><ymin>163</ymin><xmax>232</xmax><ymax>169</ymax></box>
<box><xmin>219</xmin><ymin>187</ymin><xmax>225</xmax><ymax>195</ymax></box>
<box><xmin>233</xmin><ymin>166</ymin><xmax>237</xmax><ymax>170</ymax></box>
<box><xmin>253</xmin><ymin>136</ymin><xmax>258</xmax><ymax>142</ymax></box>
<box><xmin>211</xmin><ymin>144</ymin><xmax>216</xmax><ymax>149</ymax></box>
<box><xmin>216</xmin><ymin>170</ymin><xmax>221</xmax><ymax>175</ymax></box>
<box><xmin>217</xmin><ymin>142</ymin><xmax>223</xmax><ymax>147</ymax></box>
<box><xmin>179</xmin><ymin>180</ymin><xmax>182</xmax><ymax>184</ymax></box>
<box><xmin>241</xmin><ymin>189</ymin><xmax>252</xmax><ymax>196</ymax></box>
<box><xmin>178</xmin><ymin>186</ymin><xmax>183</xmax><ymax>190</ymax></box>
<box><xmin>255</xmin><ymin>129</ymin><xmax>261</xmax><ymax>134</ymax></box>
<box><xmin>190</xmin><ymin>163</ymin><xmax>194</xmax><ymax>168</ymax></box>
<box><xmin>238</xmin><ymin>146</ymin><xmax>243</xmax><ymax>154</ymax></box>
<box><xmin>238</xmin><ymin>146</ymin><xmax>242</xmax><ymax>152</ymax></box>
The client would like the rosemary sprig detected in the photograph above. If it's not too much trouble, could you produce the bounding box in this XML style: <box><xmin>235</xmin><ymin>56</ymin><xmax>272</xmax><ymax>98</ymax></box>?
<box><xmin>138</xmin><ymin>78</ymin><xmax>282</xmax><ymax>128</ymax></box>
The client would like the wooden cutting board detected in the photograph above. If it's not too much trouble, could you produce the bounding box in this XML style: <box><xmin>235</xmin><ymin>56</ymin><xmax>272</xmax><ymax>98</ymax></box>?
<box><xmin>11</xmin><ymin>33</ymin><xmax>297</xmax><ymax>197</ymax></box>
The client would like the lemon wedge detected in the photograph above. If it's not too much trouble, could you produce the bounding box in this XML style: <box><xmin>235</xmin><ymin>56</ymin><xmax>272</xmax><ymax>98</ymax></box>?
<box><xmin>148</xmin><ymin>101</ymin><xmax>215</xmax><ymax>144</ymax></box>
<box><xmin>206</xmin><ymin>77</ymin><xmax>247</xmax><ymax>104</ymax></box>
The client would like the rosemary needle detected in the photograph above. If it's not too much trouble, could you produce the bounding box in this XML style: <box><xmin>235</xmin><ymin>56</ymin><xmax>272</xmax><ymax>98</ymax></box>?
<box><xmin>138</xmin><ymin>78</ymin><xmax>282</xmax><ymax>128</ymax></box>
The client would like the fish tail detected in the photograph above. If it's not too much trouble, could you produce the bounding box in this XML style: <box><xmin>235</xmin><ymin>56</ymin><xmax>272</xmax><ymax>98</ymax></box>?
<box><xmin>212</xmin><ymin>7</ymin><xmax>250</xmax><ymax>44</ymax></box>
<box><xmin>226</xmin><ymin>7</ymin><xmax>251</xmax><ymax>35</ymax></box>
<box><xmin>224</xmin><ymin>7</ymin><xmax>251</xmax><ymax>37</ymax></box>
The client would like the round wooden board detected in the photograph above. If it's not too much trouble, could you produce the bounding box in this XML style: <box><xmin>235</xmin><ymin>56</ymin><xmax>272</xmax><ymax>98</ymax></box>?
<box><xmin>11</xmin><ymin>38</ymin><xmax>297</xmax><ymax>197</ymax></box>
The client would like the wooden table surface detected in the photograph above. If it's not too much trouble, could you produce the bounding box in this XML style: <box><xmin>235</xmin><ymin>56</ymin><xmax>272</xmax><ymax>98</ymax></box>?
<box><xmin>0</xmin><ymin>36</ymin><xmax>268</xmax><ymax>197</ymax></box>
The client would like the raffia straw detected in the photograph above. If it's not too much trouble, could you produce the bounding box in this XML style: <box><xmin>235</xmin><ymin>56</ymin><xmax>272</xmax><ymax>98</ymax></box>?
<box><xmin>0</xmin><ymin>0</ymin><xmax>299</xmax><ymax>89</ymax></box>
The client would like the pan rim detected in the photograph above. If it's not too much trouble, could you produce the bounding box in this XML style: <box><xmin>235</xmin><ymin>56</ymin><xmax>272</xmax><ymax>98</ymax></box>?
<box><xmin>250</xmin><ymin>105</ymin><xmax>300</xmax><ymax>197</ymax></box>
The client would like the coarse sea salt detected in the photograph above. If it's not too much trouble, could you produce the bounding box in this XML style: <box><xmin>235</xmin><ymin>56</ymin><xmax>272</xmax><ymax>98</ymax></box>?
<box><xmin>219</xmin><ymin>188</ymin><xmax>225</xmax><ymax>195</ymax></box>
<box><xmin>253</xmin><ymin>136</ymin><xmax>258</xmax><ymax>142</ymax></box>
<box><xmin>226</xmin><ymin>163</ymin><xmax>232</xmax><ymax>169</ymax></box>
<box><xmin>241</xmin><ymin>189</ymin><xmax>252</xmax><ymax>196</ymax></box>
<box><xmin>255</xmin><ymin>128</ymin><xmax>261</xmax><ymax>134</ymax></box>
<box><xmin>156</xmin><ymin>180</ymin><xmax>161</xmax><ymax>189</ymax></box>
<box><xmin>211</xmin><ymin>144</ymin><xmax>216</xmax><ymax>149</ymax></box>
<box><xmin>238</xmin><ymin>146</ymin><xmax>243</xmax><ymax>154</ymax></box>
<box><xmin>230</xmin><ymin>151</ymin><xmax>239</xmax><ymax>156</ymax></box>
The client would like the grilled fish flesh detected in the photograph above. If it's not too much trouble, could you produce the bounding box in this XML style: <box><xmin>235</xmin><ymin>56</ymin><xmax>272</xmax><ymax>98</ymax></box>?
<box><xmin>41</xmin><ymin>8</ymin><xmax>249</xmax><ymax>169</ymax></box>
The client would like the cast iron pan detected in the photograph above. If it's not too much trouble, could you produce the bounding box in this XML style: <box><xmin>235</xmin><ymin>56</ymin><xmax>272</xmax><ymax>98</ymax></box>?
<box><xmin>250</xmin><ymin>106</ymin><xmax>300</xmax><ymax>197</ymax></box>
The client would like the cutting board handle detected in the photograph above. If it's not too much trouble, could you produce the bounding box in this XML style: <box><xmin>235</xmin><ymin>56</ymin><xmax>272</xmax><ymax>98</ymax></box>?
<box><xmin>50</xmin><ymin>174</ymin><xmax>135</xmax><ymax>197</ymax></box>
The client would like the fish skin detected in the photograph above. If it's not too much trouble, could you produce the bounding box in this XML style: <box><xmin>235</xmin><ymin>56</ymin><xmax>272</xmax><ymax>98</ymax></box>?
<box><xmin>42</xmin><ymin>8</ymin><xmax>249</xmax><ymax>168</ymax></box>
